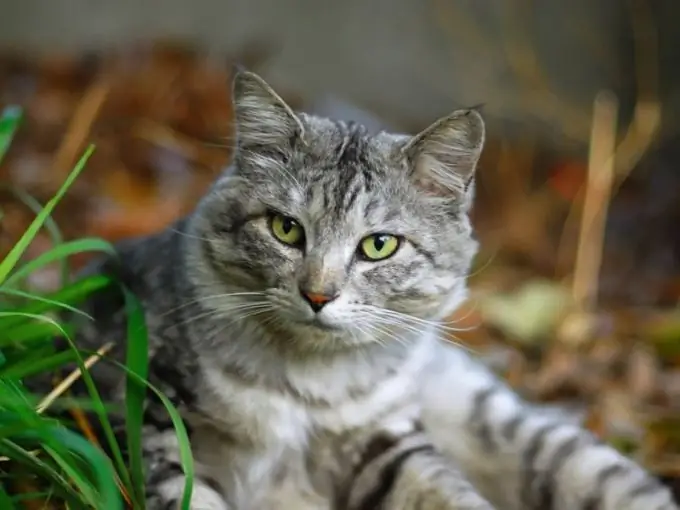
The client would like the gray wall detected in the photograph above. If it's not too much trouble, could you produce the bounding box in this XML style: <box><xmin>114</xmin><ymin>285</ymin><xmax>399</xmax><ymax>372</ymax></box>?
<box><xmin>2</xmin><ymin>0</ymin><xmax>678</xmax><ymax>145</ymax></box>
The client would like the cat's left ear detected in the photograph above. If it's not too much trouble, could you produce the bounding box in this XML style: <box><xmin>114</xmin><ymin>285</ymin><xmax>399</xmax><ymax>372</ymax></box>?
<box><xmin>231</xmin><ymin>68</ymin><xmax>305</xmax><ymax>149</ymax></box>
<box><xmin>401</xmin><ymin>108</ymin><xmax>485</xmax><ymax>199</ymax></box>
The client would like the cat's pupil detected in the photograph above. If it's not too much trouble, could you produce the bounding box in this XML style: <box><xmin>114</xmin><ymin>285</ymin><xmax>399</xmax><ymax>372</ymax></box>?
<box><xmin>282</xmin><ymin>218</ymin><xmax>294</xmax><ymax>234</ymax></box>
<box><xmin>374</xmin><ymin>236</ymin><xmax>386</xmax><ymax>251</ymax></box>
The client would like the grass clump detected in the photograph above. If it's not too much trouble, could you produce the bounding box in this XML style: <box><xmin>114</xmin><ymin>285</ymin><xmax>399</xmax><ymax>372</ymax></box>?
<box><xmin>0</xmin><ymin>106</ymin><xmax>193</xmax><ymax>509</ymax></box>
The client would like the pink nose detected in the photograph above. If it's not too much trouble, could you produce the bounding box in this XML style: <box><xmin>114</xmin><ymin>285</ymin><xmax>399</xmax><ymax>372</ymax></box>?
<box><xmin>299</xmin><ymin>289</ymin><xmax>338</xmax><ymax>312</ymax></box>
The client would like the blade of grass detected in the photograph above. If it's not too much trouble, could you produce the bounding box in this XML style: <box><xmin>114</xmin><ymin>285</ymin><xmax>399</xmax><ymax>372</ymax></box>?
<box><xmin>0</xmin><ymin>323</ymin><xmax>75</xmax><ymax>349</ymax></box>
<box><xmin>0</xmin><ymin>144</ymin><xmax>95</xmax><ymax>286</ymax></box>
<box><xmin>0</xmin><ymin>287</ymin><xmax>91</xmax><ymax>319</ymax></box>
<box><xmin>0</xmin><ymin>312</ymin><xmax>68</xmax><ymax>348</ymax></box>
<box><xmin>0</xmin><ymin>105</ymin><xmax>22</xmax><ymax>163</ymax></box>
<box><xmin>44</xmin><ymin>445</ymin><xmax>99</xmax><ymax>506</ymax></box>
<box><xmin>0</xmin><ymin>484</ymin><xmax>17</xmax><ymax>510</ymax></box>
<box><xmin>122</xmin><ymin>286</ymin><xmax>149</xmax><ymax>505</ymax></box>
<box><xmin>54</xmin><ymin>333</ymin><xmax>136</xmax><ymax>508</ymax></box>
<box><xmin>51</xmin><ymin>429</ymin><xmax>123</xmax><ymax>510</ymax></box>
<box><xmin>0</xmin><ymin>439</ymin><xmax>85</xmax><ymax>508</ymax></box>
<box><xmin>9</xmin><ymin>491</ymin><xmax>52</xmax><ymax>503</ymax></box>
<box><xmin>107</xmin><ymin>357</ymin><xmax>194</xmax><ymax>510</ymax></box>
<box><xmin>1</xmin><ymin>414</ymin><xmax>122</xmax><ymax>510</ymax></box>
<box><xmin>0</xmin><ymin>349</ymin><xmax>78</xmax><ymax>380</ymax></box>
<box><xmin>0</xmin><ymin>186</ymin><xmax>68</xmax><ymax>285</ymax></box>
<box><xmin>4</xmin><ymin>237</ymin><xmax>115</xmax><ymax>288</ymax></box>
<box><xmin>0</xmin><ymin>274</ymin><xmax>113</xmax><ymax>331</ymax></box>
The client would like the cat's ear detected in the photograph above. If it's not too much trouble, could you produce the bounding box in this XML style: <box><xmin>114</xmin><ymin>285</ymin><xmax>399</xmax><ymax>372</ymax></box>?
<box><xmin>232</xmin><ymin>68</ymin><xmax>305</xmax><ymax>148</ymax></box>
<box><xmin>401</xmin><ymin>109</ymin><xmax>485</xmax><ymax>198</ymax></box>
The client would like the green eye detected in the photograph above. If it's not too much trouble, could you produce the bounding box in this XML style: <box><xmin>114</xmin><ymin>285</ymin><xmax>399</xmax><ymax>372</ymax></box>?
<box><xmin>270</xmin><ymin>214</ymin><xmax>305</xmax><ymax>247</ymax></box>
<box><xmin>358</xmin><ymin>234</ymin><xmax>401</xmax><ymax>261</ymax></box>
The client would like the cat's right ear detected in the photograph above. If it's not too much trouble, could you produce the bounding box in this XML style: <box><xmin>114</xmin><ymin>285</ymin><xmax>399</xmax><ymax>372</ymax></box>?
<box><xmin>401</xmin><ymin>108</ymin><xmax>485</xmax><ymax>200</ymax></box>
<box><xmin>232</xmin><ymin>68</ymin><xmax>305</xmax><ymax>149</ymax></box>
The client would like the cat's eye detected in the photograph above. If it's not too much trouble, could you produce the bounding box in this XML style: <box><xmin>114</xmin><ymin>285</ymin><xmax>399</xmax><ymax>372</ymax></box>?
<box><xmin>358</xmin><ymin>234</ymin><xmax>401</xmax><ymax>261</ymax></box>
<box><xmin>270</xmin><ymin>213</ymin><xmax>305</xmax><ymax>247</ymax></box>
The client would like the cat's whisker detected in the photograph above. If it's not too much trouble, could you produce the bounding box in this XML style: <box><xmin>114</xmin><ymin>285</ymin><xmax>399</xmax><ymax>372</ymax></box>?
<box><xmin>169</xmin><ymin>227</ymin><xmax>215</xmax><ymax>243</ymax></box>
<box><xmin>357</xmin><ymin>305</ymin><xmax>477</xmax><ymax>334</ymax></box>
<box><xmin>176</xmin><ymin>302</ymin><xmax>272</xmax><ymax>327</ymax></box>
<box><xmin>354</xmin><ymin>307</ymin><xmax>478</xmax><ymax>354</ymax></box>
<box><xmin>364</xmin><ymin>316</ymin><xmax>424</xmax><ymax>345</ymax></box>
<box><xmin>232</xmin><ymin>307</ymin><xmax>276</xmax><ymax>322</ymax></box>
<box><xmin>372</xmin><ymin>316</ymin><xmax>477</xmax><ymax>355</ymax></box>
<box><xmin>159</xmin><ymin>291</ymin><xmax>267</xmax><ymax>317</ymax></box>
<box><xmin>351</xmin><ymin>314</ymin><xmax>411</xmax><ymax>348</ymax></box>
<box><xmin>362</xmin><ymin>321</ymin><xmax>411</xmax><ymax>349</ymax></box>
<box><xmin>271</xmin><ymin>162</ymin><xmax>303</xmax><ymax>193</ymax></box>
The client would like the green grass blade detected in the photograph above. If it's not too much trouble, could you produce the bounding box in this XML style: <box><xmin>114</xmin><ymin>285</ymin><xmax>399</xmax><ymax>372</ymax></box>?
<box><xmin>50</xmin><ymin>428</ymin><xmax>123</xmax><ymax>510</ymax></box>
<box><xmin>0</xmin><ymin>186</ymin><xmax>68</xmax><ymax>285</ymax></box>
<box><xmin>122</xmin><ymin>286</ymin><xmax>149</xmax><ymax>505</ymax></box>
<box><xmin>0</xmin><ymin>484</ymin><xmax>17</xmax><ymax>510</ymax></box>
<box><xmin>44</xmin><ymin>444</ymin><xmax>99</xmax><ymax>506</ymax></box>
<box><xmin>0</xmin><ymin>274</ymin><xmax>112</xmax><ymax>330</ymax></box>
<box><xmin>0</xmin><ymin>439</ymin><xmax>85</xmax><ymax>507</ymax></box>
<box><xmin>0</xmin><ymin>312</ymin><xmax>68</xmax><ymax>348</ymax></box>
<box><xmin>0</xmin><ymin>349</ymin><xmax>77</xmax><ymax>380</ymax></box>
<box><xmin>0</xmin><ymin>105</ymin><xmax>22</xmax><ymax>163</ymax></box>
<box><xmin>10</xmin><ymin>492</ymin><xmax>53</xmax><ymax>503</ymax></box>
<box><xmin>107</xmin><ymin>357</ymin><xmax>194</xmax><ymax>510</ymax></box>
<box><xmin>55</xmin><ymin>332</ymin><xmax>135</xmax><ymax>506</ymax></box>
<box><xmin>0</xmin><ymin>144</ymin><xmax>95</xmax><ymax>286</ymax></box>
<box><xmin>0</xmin><ymin>287</ymin><xmax>90</xmax><ymax>318</ymax></box>
<box><xmin>5</xmin><ymin>237</ymin><xmax>115</xmax><ymax>288</ymax></box>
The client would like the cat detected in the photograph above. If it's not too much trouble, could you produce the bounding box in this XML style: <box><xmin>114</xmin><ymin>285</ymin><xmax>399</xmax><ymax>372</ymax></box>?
<box><xmin>57</xmin><ymin>69</ymin><xmax>678</xmax><ymax>510</ymax></box>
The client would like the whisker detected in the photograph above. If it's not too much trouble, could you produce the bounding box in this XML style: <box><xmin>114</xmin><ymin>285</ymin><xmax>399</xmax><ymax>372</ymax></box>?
<box><xmin>358</xmin><ymin>305</ymin><xmax>477</xmax><ymax>333</ymax></box>
<box><xmin>158</xmin><ymin>291</ymin><xmax>267</xmax><ymax>317</ymax></box>
<box><xmin>232</xmin><ymin>307</ymin><xmax>275</xmax><ymax>322</ymax></box>
<box><xmin>370</xmin><ymin>315</ymin><xmax>477</xmax><ymax>354</ymax></box>
<box><xmin>175</xmin><ymin>302</ymin><xmax>272</xmax><ymax>327</ymax></box>
<box><xmin>359</xmin><ymin>320</ymin><xmax>410</xmax><ymax>349</ymax></box>
<box><xmin>169</xmin><ymin>227</ymin><xmax>214</xmax><ymax>243</ymax></box>
<box><xmin>353</xmin><ymin>305</ymin><xmax>479</xmax><ymax>355</ymax></box>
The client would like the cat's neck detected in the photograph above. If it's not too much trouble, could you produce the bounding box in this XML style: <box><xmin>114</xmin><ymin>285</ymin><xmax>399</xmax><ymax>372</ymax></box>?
<box><xmin>190</xmin><ymin>310</ymin><xmax>438</xmax><ymax>405</ymax></box>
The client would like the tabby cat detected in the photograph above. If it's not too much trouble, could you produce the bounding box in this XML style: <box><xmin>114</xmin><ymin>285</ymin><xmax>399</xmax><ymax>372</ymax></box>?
<box><xmin>62</xmin><ymin>69</ymin><xmax>677</xmax><ymax>510</ymax></box>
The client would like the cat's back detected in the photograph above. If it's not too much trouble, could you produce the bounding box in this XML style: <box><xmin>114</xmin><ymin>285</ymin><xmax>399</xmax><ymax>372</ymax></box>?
<box><xmin>62</xmin><ymin>219</ymin><xmax>195</xmax><ymax>394</ymax></box>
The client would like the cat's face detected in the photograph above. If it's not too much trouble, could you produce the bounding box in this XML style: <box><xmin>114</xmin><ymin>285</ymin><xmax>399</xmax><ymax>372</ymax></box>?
<box><xmin>188</xmin><ymin>71</ymin><xmax>483</xmax><ymax>351</ymax></box>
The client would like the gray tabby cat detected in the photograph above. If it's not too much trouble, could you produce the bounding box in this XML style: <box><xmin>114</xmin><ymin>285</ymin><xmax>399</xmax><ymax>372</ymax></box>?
<box><xmin>66</xmin><ymin>69</ymin><xmax>678</xmax><ymax>510</ymax></box>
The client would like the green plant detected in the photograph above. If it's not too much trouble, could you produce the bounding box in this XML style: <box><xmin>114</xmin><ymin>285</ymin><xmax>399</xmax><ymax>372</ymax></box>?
<box><xmin>0</xmin><ymin>107</ymin><xmax>193</xmax><ymax>509</ymax></box>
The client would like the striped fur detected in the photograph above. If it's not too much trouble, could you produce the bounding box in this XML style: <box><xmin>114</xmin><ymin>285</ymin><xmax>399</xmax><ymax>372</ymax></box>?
<box><xmin>421</xmin><ymin>344</ymin><xmax>678</xmax><ymax>510</ymax></box>
<box><xmin>341</xmin><ymin>421</ymin><xmax>495</xmax><ymax>510</ymax></box>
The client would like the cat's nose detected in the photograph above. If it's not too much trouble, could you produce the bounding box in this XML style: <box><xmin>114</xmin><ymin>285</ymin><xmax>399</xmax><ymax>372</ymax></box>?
<box><xmin>299</xmin><ymin>288</ymin><xmax>338</xmax><ymax>313</ymax></box>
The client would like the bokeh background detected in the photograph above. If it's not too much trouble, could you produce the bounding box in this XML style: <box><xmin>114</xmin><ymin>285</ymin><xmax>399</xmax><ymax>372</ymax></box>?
<box><xmin>1</xmin><ymin>0</ymin><xmax>679</xmax><ymax>497</ymax></box>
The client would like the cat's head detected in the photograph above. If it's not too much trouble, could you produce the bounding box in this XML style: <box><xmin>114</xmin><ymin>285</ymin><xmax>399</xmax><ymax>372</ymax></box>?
<box><xmin>187</xmin><ymin>70</ymin><xmax>484</xmax><ymax>352</ymax></box>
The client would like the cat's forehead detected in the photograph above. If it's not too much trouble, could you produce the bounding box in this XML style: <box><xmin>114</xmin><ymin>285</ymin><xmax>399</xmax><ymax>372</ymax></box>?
<box><xmin>296</xmin><ymin>114</ymin><xmax>404</xmax><ymax>165</ymax></box>
<box><xmin>287</xmin><ymin>116</ymin><xmax>411</xmax><ymax>229</ymax></box>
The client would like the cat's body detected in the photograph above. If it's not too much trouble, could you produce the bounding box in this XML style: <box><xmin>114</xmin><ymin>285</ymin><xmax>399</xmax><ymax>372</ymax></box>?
<box><xmin>61</xmin><ymin>70</ymin><xmax>677</xmax><ymax>510</ymax></box>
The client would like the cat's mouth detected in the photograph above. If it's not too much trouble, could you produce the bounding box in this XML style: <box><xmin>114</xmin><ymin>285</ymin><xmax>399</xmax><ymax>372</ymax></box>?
<box><xmin>301</xmin><ymin>316</ymin><xmax>343</xmax><ymax>332</ymax></box>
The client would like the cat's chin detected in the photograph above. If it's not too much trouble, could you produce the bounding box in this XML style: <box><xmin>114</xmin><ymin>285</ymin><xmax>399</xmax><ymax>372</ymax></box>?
<box><xmin>303</xmin><ymin>317</ymin><xmax>344</xmax><ymax>332</ymax></box>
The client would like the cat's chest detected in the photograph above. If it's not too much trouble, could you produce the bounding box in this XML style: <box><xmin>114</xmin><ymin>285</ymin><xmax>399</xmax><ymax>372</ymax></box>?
<box><xmin>194</xmin><ymin>362</ymin><xmax>420</xmax><ymax>442</ymax></box>
<box><xmin>195</xmin><ymin>366</ymin><xmax>312</xmax><ymax>449</ymax></box>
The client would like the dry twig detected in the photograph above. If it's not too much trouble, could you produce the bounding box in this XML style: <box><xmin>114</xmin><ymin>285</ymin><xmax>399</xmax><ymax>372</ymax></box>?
<box><xmin>571</xmin><ymin>91</ymin><xmax>618</xmax><ymax>311</ymax></box>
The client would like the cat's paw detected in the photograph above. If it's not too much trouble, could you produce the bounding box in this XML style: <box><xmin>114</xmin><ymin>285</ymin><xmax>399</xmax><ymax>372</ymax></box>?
<box><xmin>150</xmin><ymin>477</ymin><xmax>229</xmax><ymax>510</ymax></box>
<box><xmin>184</xmin><ymin>485</ymin><xmax>229</xmax><ymax>510</ymax></box>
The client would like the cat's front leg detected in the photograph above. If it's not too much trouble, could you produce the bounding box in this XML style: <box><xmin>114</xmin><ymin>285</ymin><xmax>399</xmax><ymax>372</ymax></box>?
<box><xmin>143</xmin><ymin>426</ymin><xmax>229</xmax><ymax>510</ymax></box>
<box><xmin>422</xmin><ymin>344</ymin><xmax>678</xmax><ymax>510</ymax></box>
<box><xmin>344</xmin><ymin>423</ymin><xmax>496</xmax><ymax>510</ymax></box>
